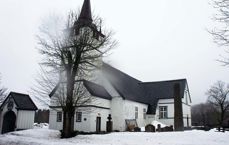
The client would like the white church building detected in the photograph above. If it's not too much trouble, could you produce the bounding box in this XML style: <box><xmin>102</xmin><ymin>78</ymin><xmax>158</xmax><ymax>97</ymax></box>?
<box><xmin>49</xmin><ymin>0</ymin><xmax>192</xmax><ymax>132</ymax></box>
<box><xmin>49</xmin><ymin>63</ymin><xmax>192</xmax><ymax>132</ymax></box>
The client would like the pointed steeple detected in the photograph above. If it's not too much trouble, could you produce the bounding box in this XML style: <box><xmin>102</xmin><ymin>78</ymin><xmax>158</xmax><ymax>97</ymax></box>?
<box><xmin>71</xmin><ymin>0</ymin><xmax>105</xmax><ymax>39</ymax></box>
<box><xmin>78</xmin><ymin>0</ymin><xmax>93</xmax><ymax>24</ymax></box>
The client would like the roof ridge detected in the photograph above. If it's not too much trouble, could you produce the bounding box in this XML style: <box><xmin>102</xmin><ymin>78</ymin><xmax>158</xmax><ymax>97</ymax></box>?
<box><xmin>10</xmin><ymin>91</ymin><xmax>29</xmax><ymax>96</ymax></box>
<box><xmin>83</xmin><ymin>79</ymin><xmax>103</xmax><ymax>87</ymax></box>
<box><xmin>103</xmin><ymin>62</ymin><xmax>142</xmax><ymax>82</ymax></box>
<box><xmin>140</xmin><ymin>78</ymin><xmax>187</xmax><ymax>84</ymax></box>
<box><xmin>83</xmin><ymin>80</ymin><xmax>109</xmax><ymax>91</ymax></box>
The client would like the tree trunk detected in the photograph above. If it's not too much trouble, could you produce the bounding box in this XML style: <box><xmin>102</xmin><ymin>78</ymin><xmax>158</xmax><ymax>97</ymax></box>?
<box><xmin>62</xmin><ymin>71</ymin><xmax>75</xmax><ymax>138</ymax></box>
<box><xmin>62</xmin><ymin>110</ymin><xmax>75</xmax><ymax>138</ymax></box>
<box><xmin>174</xmin><ymin>83</ymin><xmax>184</xmax><ymax>131</ymax></box>
<box><xmin>220</xmin><ymin>108</ymin><xmax>225</xmax><ymax>127</ymax></box>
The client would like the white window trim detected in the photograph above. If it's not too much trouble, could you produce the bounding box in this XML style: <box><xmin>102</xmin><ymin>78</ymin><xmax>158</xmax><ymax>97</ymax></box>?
<box><xmin>143</xmin><ymin>108</ymin><xmax>146</xmax><ymax>119</ymax></box>
<box><xmin>159</xmin><ymin>106</ymin><xmax>168</xmax><ymax>119</ymax></box>
<box><xmin>76</xmin><ymin>112</ymin><xmax>82</xmax><ymax>122</ymax></box>
<box><xmin>135</xmin><ymin>107</ymin><xmax>138</xmax><ymax>119</ymax></box>
<box><xmin>57</xmin><ymin>112</ymin><xmax>62</xmax><ymax>122</ymax></box>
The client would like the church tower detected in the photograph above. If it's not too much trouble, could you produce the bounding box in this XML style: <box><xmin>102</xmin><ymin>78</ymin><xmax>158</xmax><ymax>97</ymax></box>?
<box><xmin>71</xmin><ymin>0</ymin><xmax>104</xmax><ymax>40</ymax></box>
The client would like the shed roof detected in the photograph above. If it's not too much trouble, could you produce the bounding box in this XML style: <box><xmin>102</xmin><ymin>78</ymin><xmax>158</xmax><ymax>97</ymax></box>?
<box><xmin>0</xmin><ymin>92</ymin><xmax>38</xmax><ymax>110</ymax></box>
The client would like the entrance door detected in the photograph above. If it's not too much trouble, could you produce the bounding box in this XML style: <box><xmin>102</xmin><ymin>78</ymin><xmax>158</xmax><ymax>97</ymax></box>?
<box><xmin>96</xmin><ymin>117</ymin><xmax>101</xmax><ymax>132</ymax></box>
<box><xmin>2</xmin><ymin>111</ymin><xmax>16</xmax><ymax>134</ymax></box>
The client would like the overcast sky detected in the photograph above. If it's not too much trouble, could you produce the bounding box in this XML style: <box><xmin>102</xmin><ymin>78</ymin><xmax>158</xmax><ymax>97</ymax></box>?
<box><xmin>0</xmin><ymin>0</ymin><xmax>229</xmax><ymax>104</ymax></box>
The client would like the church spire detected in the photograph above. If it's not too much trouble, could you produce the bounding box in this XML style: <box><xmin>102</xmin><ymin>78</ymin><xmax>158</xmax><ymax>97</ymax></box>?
<box><xmin>78</xmin><ymin>0</ymin><xmax>93</xmax><ymax>24</ymax></box>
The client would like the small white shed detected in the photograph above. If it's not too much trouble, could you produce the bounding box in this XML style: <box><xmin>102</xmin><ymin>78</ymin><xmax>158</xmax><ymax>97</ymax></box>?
<box><xmin>0</xmin><ymin>92</ymin><xmax>37</xmax><ymax>134</ymax></box>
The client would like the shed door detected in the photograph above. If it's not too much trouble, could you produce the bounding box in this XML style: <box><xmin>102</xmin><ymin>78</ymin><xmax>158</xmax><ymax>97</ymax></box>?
<box><xmin>2</xmin><ymin>111</ymin><xmax>16</xmax><ymax>134</ymax></box>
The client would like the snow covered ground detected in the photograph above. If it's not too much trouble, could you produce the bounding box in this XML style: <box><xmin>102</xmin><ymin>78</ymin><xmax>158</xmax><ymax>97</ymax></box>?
<box><xmin>0</xmin><ymin>128</ymin><xmax>228</xmax><ymax>145</ymax></box>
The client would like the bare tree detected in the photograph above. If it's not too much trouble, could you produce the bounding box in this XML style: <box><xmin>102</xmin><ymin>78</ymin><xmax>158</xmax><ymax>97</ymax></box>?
<box><xmin>37</xmin><ymin>1</ymin><xmax>116</xmax><ymax>138</ymax></box>
<box><xmin>0</xmin><ymin>74</ymin><xmax>7</xmax><ymax>103</ymax></box>
<box><xmin>191</xmin><ymin>103</ymin><xmax>219</xmax><ymax>127</ymax></box>
<box><xmin>210</xmin><ymin>0</ymin><xmax>229</xmax><ymax>65</ymax></box>
<box><xmin>206</xmin><ymin>81</ymin><xmax>229</xmax><ymax>127</ymax></box>
<box><xmin>30</xmin><ymin>66</ymin><xmax>58</xmax><ymax>108</ymax></box>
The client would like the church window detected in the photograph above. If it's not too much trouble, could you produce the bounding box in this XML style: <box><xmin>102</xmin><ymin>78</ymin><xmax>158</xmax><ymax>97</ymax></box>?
<box><xmin>135</xmin><ymin>107</ymin><xmax>138</xmax><ymax>119</ymax></box>
<box><xmin>143</xmin><ymin>108</ymin><xmax>146</xmax><ymax>119</ymax></box>
<box><xmin>76</xmin><ymin>112</ymin><xmax>82</xmax><ymax>122</ymax></box>
<box><xmin>159</xmin><ymin>106</ymin><xmax>168</xmax><ymax>119</ymax></box>
<box><xmin>57</xmin><ymin>112</ymin><xmax>62</xmax><ymax>122</ymax></box>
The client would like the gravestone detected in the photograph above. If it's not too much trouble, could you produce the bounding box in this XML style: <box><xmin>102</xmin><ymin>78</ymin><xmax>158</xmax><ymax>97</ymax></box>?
<box><xmin>157</xmin><ymin>124</ymin><xmax>161</xmax><ymax>132</ymax></box>
<box><xmin>134</xmin><ymin>127</ymin><xmax>141</xmax><ymax>132</ymax></box>
<box><xmin>145</xmin><ymin>124</ymin><xmax>155</xmax><ymax>132</ymax></box>
<box><xmin>106</xmin><ymin>114</ymin><xmax>113</xmax><ymax>132</ymax></box>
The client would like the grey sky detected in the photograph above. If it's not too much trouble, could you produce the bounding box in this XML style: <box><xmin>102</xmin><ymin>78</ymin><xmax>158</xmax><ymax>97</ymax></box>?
<box><xmin>0</xmin><ymin>0</ymin><xmax>228</xmax><ymax>104</ymax></box>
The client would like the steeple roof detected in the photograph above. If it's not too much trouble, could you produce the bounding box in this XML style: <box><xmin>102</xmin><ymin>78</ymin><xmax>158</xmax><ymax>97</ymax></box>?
<box><xmin>78</xmin><ymin>0</ymin><xmax>93</xmax><ymax>24</ymax></box>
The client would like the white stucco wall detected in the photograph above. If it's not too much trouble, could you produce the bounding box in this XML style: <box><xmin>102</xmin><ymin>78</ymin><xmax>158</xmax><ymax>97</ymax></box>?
<box><xmin>155</xmin><ymin>99</ymin><xmax>174</xmax><ymax>126</ymax></box>
<box><xmin>74</xmin><ymin>97</ymin><xmax>111</xmax><ymax>132</ymax></box>
<box><xmin>111</xmin><ymin>96</ymin><xmax>125</xmax><ymax>131</ymax></box>
<box><xmin>124</xmin><ymin>100</ymin><xmax>148</xmax><ymax>128</ymax></box>
<box><xmin>182</xmin><ymin>103</ymin><xmax>192</xmax><ymax>127</ymax></box>
<box><xmin>74</xmin><ymin>107</ymin><xmax>110</xmax><ymax>132</ymax></box>
<box><xmin>49</xmin><ymin>97</ymin><xmax>111</xmax><ymax>132</ymax></box>
<box><xmin>89</xmin><ymin>97</ymin><xmax>111</xmax><ymax>108</ymax></box>
<box><xmin>155</xmin><ymin>98</ymin><xmax>191</xmax><ymax>127</ymax></box>
<box><xmin>49</xmin><ymin>108</ymin><xmax>64</xmax><ymax>130</ymax></box>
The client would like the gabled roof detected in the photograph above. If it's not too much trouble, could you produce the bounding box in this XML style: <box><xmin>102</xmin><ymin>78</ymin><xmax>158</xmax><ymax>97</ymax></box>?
<box><xmin>101</xmin><ymin>63</ymin><xmax>188</xmax><ymax>114</ymax></box>
<box><xmin>83</xmin><ymin>80</ymin><xmax>112</xmax><ymax>100</ymax></box>
<box><xmin>102</xmin><ymin>63</ymin><xmax>146</xmax><ymax>103</ymax></box>
<box><xmin>0</xmin><ymin>92</ymin><xmax>38</xmax><ymax>110</ymax></box>
<box><xmin>49</xmin><ymin>63</ymin><xmax>189</xmax><ymax>115</ymax></box>
<box><xmin>140</xmin><ymin>79</ymin><xmax>187</xmax><ymax>100</ymax></box>
<box><xmin>49</xmin><ymin>80</ymin><xmax>112</xmax><ymax>101</ymax></box>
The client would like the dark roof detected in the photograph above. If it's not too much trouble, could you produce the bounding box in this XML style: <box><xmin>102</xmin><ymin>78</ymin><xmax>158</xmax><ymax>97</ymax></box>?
<box><xmin>83</xmin><ymin>80</ymin><xmax>112</xmax><ymax>100</ymax></box>
<box><xmin>102</xmin><ymin>63</ymin><xmax>188</xmax><ymax>114</ymax></box>
<box><xmin>78</xmin><ymin>0</ymin><xmax>92</xmax><ymax>24</ymax></box>
<box><xmin>141</xmin><ymin>79</ymin><xmax>187</xmax><ymax>114</ymax></box>
<box><xmin>0</xmin><ymin>92</ymin><xmax>38</xmax><ymax>110</ymax></box>
<box><xmin>49</xmin><ymin>82</ymin><xmax>60</xmax><ymax>97</ymax></box>
<box><xmin>49</xmin><ymin>62</ymin><xmax>189</xmax><ymax>115</ymax></box>
<box><xmin>49</xmin><ymin>80</ymin><xmax>112</xmax><ymax>100</ymax></box>
<box><xmin>140</xmin><ymin>79</ymin><xmax>187</xmax><ymax>100</ymax></box>
<box><xmin>102</xmin><ymin>63</ymin><xmax>147</xmax><ymax>103</ymax></box>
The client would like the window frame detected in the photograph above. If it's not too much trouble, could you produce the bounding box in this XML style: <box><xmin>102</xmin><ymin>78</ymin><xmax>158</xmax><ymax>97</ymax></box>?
<box><xmin>143</xmin><ymin>108</ymin><xmax>146</xmax><ymax>119</ymax></box>
<box><xmin>76</xmin><ymin>112</ymin><xmax>82</xmax><ymax>122</ymax></box>
<box><xmin>135</xmin><ymin>107</ymin><xmax>138</xmax><ymax>119</ymax></box>
<box><xmin>159</xmin><ymin>106</ymin><xmax>168</xmax><ymax>119</ymax></box>
<box><xmin>56</xmin><ymin>111</ymin><xmax>62</xmax><ymax>122</ymax></box>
